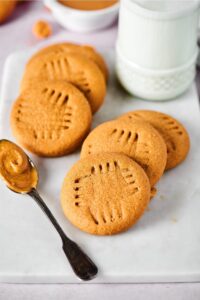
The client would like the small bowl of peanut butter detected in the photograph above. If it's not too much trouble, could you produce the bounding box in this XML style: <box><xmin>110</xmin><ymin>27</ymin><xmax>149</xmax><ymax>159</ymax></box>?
<box><xmin>44</xmin><ymin>0</ymin><xmax>119</xmax><ymax>32</ymax></box>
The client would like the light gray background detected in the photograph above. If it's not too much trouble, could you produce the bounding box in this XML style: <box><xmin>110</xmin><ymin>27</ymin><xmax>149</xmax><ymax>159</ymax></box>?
<box><xmin>0</xmin><ymin>1</ymin><xmax>200</xmax><ymax>299</ymax></box>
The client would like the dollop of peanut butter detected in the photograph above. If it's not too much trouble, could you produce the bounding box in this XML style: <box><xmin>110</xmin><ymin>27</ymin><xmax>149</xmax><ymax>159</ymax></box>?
<box><xmin>0</xmin><ymin>140</ymin><xmax>38</xmax><ymax>193</ymax></box>
<box><xmin>58</xmin><ymin>0</ymin><xmax>118</xmax><ymax>11</ymax></box>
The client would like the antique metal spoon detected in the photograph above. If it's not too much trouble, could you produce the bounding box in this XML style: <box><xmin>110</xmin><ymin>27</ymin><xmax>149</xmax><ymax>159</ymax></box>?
<box><xmin>0</xmin><ymin>139</ymin><xmax>98</xmax><ymax>281</ymax></box>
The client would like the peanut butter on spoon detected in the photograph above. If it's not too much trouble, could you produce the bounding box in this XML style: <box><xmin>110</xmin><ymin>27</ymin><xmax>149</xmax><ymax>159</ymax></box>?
<box><xmin>0</xmin><ymin>139</ymin><xmax>38</xmax><ymax>193</ymax></box>
<box><xmin>0</xmin><ymin>139</ymin><xmax>97</xmax><ymax>281</ymax></box>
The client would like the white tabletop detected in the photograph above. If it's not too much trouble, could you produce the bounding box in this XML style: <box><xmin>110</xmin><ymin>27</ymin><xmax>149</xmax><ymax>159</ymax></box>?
<box><xmin>0</xmin><ymin>1</ymin><xmax>200</xmax><ymax>299</ymax></box>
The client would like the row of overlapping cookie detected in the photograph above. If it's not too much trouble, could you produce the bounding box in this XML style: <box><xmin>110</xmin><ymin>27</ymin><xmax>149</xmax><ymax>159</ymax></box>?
<box><xmin>10</xmin><ymin>43</ymin><xmax>190</xmax><ymax>236</ymax></box>
<box><xmin>61</xmin><ymin>110</ymin><xmax>190</xmax><ymax>235</ymax></box>
<box><xmin>11</xmin><ymin>43</ymin><xmax>107</xmax><ymax>156</ymax></box>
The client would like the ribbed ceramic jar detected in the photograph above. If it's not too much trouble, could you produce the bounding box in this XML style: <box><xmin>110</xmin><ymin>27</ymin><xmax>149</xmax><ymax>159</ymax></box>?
<box><xmin>116</xmin><ymin>0</ymin><xmax>200</xmax><ymax>100</ymax></box>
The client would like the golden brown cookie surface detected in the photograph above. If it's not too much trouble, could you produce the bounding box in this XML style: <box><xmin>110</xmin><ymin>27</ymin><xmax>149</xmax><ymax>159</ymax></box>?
<box><xmin>119</xmin><ymin>110</ymin><xmax>190</xmax><ymax>170</ymax></box>
<box><xmin>81</xmin><ymin>119</ymin><xmax>167</xmax><ymax>186</ymax></box>
<box><xmin>61</xmin><ymin>153</ymin><xmax>151</xmax><ymax>235</ymax></box>
<box><xmin>21</xmin><ymin>52</ymin><xmax>106</xmax><ymax>113</ymax></box>
<box><xmin>0</xmin><ymin>0</ymin><xmax>16</xmax><ymax>24</ymax></box>
<box><xmin>28</xmin><ymin>42</ymin><xmax>109</xmax><ymax>81</ymax></box>
<box><xmin>11</xmin><ymin>81</ymin><xmax>92</xmax><ymax>157</ymax></box>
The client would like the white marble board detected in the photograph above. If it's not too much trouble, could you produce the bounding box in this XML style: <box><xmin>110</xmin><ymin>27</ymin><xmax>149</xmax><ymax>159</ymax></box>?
<box><xmin>0</xmin><ymin>48</ymin><xmax>200</xmax><ymax>283</ymax></box>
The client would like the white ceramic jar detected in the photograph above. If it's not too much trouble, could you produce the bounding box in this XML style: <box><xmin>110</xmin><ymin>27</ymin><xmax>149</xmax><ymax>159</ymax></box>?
<box><xmin>116</xmin><ymin>0</ymin><xmax>200</xmax><ymax>100</ymax></box>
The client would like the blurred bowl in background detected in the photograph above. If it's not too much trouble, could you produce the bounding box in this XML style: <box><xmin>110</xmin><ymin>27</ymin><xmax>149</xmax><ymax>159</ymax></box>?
<box><xmin>44</xmin><ymin>0</ymin><xmax>119</xmax><ymax>32</ymax></box>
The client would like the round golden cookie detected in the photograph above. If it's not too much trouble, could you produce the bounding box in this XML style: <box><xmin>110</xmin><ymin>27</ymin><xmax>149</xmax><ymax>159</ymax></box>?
<box><xmin>21</xmin><ymin>52</ymin><xmax>106</xmax><ymax>114</ymax></box>
<box><xmin>81</xmin><ymin>119</ymin><xmax>167</xmax><ymax>186</ymax></box>
<box><xmin>119</xmin><ymin>110</ymin><xmax>190</xmax><ymax>170</ymax></box>
<box><xmin>11</xmin><ymin>81</ymin><xmax>92</xmax><ymax>157</ymax></box>
<box><xmin>61</xmin><ymin>153</ymin><xmax>151</xmax><ymax>235</ymax></box>
<box><xmin>0</xmin><ymin>0</ymin><xmax>16</xmax><ymax>24</ymax></box>
<box><xmin>28</xmin><ymin>43</ymin><xmax>109</xmax><ymax>81</ymax></box>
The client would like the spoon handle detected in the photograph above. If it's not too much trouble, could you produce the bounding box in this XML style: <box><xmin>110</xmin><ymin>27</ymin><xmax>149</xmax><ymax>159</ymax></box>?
<box><xmin>28</xmin><ymin>188</ymin><xmax>98</xmax><ymax>281</ymax></box>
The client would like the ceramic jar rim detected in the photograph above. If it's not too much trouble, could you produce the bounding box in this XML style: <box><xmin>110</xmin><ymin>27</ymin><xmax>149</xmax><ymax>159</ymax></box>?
<box><xmin>122</xmin><ymin>0</ymin><xmax>200</xmax><ymax>20</ymax></box>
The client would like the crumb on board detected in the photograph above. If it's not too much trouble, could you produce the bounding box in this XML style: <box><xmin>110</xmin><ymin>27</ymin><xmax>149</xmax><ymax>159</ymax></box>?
<box><xmin>159</xmin><ymin>195</ymin><xmax>165</xmax><ymax>200</ymax></box>
<box><xmin>32</xmin><ymin>20</ymin><xmax>52</xmax><ymax>39</ymax></box>
<box><xmin>151</xmin><ymin>186</ymin><xmax>157</xmax><ymax>199</ymax></box>
<box><xmin>171</xmin><ymin>217</ymin><xmax>178</xmax><ymax>223</ymax></box>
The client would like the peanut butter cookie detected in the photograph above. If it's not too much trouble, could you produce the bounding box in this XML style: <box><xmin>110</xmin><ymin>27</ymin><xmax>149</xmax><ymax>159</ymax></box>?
<box><xmin>61</xmin><ymin>153</ymin><xmax>151</xmax><ymax>235</ymax></box>
<box><xmin>21</xmin><ymin>52</ymin><xmax>106</xmax><ymax>113</ymax></box>
<box><xmin>81</xmin><ymin>119</ymin><xmax>167</xmax><ymax>186</ymax></box>
<box><xmin>11</xmin><ymin>81</ymin><xmax>92</xmax><ymax>157</ymax></box>
<box><xmin>28</xmin><ymin>42</ymin><xmax>109</xmax><ymax>81</ymax></box>
<box><xmin>119</xmin><ymin>110</ymin><xmax>190</xmax><ymax>170</ymax></box>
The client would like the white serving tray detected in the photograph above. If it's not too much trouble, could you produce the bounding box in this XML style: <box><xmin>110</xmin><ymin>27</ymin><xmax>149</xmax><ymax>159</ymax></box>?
<box><xmin>0</xmin><ymin>48</ymin><xmax>200</xmax><ymax>283</ymax></box>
